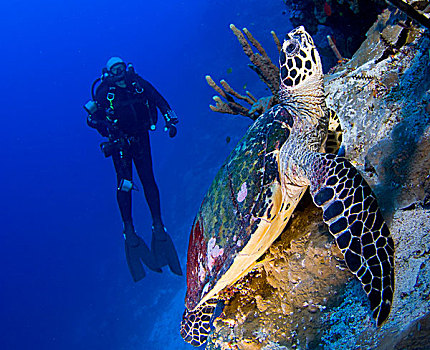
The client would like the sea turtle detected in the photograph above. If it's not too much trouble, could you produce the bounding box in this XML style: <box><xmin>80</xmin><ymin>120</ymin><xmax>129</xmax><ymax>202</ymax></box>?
<box><xmin>180</xmin><ymin>26</ymin><xmax>395</xmax><ymax>347</ymax></box>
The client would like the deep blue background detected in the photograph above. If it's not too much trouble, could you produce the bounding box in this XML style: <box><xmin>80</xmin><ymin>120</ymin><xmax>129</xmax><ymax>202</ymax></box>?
<box><xmin>0</xmin><ymin>1</ymin><xmax>290</xmax><ymax>349</ymax></box>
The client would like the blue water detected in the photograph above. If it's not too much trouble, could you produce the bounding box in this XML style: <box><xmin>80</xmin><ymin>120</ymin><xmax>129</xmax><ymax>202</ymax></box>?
<box><xmin>0</xmin><ymin>1</ymin><xmax>290</xmax><ymax>349</ymax></box>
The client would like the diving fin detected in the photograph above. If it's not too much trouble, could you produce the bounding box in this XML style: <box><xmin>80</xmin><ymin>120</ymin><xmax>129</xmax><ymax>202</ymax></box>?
<box><xmin>125</xmin><ymin>234</ymin><xmax>162</xmax><ymax>282</ymax></box>
<box><xmin>151</xmin><ymin>226</ymin><xmax>183</xmax><ymax>276</ymax></box>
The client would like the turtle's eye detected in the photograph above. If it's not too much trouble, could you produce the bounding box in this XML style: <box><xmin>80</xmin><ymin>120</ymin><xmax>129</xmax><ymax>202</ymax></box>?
<box><xmin>283</xmin><ymin>39</ymin><xmax>299</xmax><ymax>57</ymax></box>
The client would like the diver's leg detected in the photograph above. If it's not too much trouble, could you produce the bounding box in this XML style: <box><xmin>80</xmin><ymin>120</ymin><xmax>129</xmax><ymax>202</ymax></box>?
<box><xmin>112</xmin><ymin>150</ymin><xmax>136</xmax><ymax>240</ymax></box>
<box><xmin>132</xmin><ymin>132</ymin><xmax>164</xmax><ymax>229</ymax></box>
<box><xmin>112</xmin><ymin>147</ymin><xmax>161</xmax><ymax>280</ymax></box>
<box><xmin>132</xmin><ymin>133</ymin><xmax>182</xmax><ymax>275</ymax></box>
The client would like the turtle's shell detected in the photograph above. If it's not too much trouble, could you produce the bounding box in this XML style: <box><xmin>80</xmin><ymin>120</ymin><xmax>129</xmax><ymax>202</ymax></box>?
<box><xmin>185</xmin><ymin>104</ymin><xmax>296</xmax><ymax>310</ymax></box>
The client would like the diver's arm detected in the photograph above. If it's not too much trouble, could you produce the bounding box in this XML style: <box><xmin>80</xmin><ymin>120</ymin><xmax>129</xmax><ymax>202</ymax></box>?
<box><xmin>137</xmin><ymin>76</ymin><xmax>179</xmax><ymax>137</ymax></box>
<box><xmin>137</xmin><ymin>77</ymin><xmax>179</xmax><ymax>125</ymax></box>
<box><xmin>138</xmin><ymin>77</ymin><xmax>172</xmax><ymax>115</ymax></box>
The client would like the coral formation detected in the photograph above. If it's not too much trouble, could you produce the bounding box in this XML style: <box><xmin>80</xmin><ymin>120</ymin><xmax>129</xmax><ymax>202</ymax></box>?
<box><xmin>228</xmin><ymin>24</ymin><xmax>279</xmax><ymax>96</ymax></box>
<box><xmin>205</xmin><ymin>7</ymin><xmax>430</xmax><ymax>350</ymax></box>
<box><xmin>206</xmin><ymin>25</ymin><xmax>281</xmax><ymax>120</ymax></box>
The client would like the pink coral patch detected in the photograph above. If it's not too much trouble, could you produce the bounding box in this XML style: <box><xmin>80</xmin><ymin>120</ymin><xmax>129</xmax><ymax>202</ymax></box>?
<box><xmin>237</xmin><ymin>182</ymin><xmax>248</xmax><ymax>203</ymax></box>
<box><xmin>207</xmin><ymin>237</ymin><xmax>224</xmax><ymax>271</ymax></box>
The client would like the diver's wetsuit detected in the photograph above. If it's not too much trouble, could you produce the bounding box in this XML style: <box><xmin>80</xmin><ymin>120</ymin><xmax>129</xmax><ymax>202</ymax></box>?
<box><xmin>87</xmin><ymin>73</ymin><xmax>172</xmax><ymax>229</ymax></box>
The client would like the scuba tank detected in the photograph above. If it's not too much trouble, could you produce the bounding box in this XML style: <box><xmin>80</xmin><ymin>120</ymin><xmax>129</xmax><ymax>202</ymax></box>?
<box><xmin>83</xmin><ymin>67</ymin><xmax>109</xmax><ymax>115</ymax></box>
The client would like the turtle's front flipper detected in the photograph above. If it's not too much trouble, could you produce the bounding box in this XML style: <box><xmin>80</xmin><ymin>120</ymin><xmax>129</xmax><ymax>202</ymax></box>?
<box><xmin>308</xmin><ymin>153</ymin><xmax>394</xmax><ymax>326</ymax></box>
<box><xmin>180</xmin><ymin>299</ymin><xmax>218</xmax><ymax>347</ymax></box>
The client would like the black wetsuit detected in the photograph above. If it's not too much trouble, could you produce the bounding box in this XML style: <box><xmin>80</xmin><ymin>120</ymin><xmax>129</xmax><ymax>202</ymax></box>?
<box><xmin>87</xmin><ymin>72</ymin><xmax>172</xmax><ymax>229</ymax></box>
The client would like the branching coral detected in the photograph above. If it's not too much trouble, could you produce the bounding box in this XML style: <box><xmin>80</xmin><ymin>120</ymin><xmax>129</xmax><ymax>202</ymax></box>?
<box><xmin>206</xmin><ymin>25</ymin><xmax>281</xmax><ymax>120</ymax></box>
<box><xmin>229</xmin><ymin>24</ymin><xmax>280</xmax><ymax>96</ymax></box>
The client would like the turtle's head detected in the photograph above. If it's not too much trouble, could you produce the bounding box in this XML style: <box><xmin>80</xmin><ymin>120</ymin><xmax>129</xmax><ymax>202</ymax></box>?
<box><xmin>279</xmin><ymin>26</ymin><xmax>323</xmax><ymax>95</ymax></box>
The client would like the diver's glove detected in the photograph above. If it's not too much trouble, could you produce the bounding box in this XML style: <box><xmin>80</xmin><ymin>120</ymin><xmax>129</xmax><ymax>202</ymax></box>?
<box><xmin>164</xmin><ymin>110</ymin><xmax>179</xmax><ymax>138</ymax></box>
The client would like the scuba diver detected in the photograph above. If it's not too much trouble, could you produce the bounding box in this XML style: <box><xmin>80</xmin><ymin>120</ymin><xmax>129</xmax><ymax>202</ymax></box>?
<box><xmin>85</xmin><ymin>56</ymin><xmax>182</xmax><ymax>282</ymax></box>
